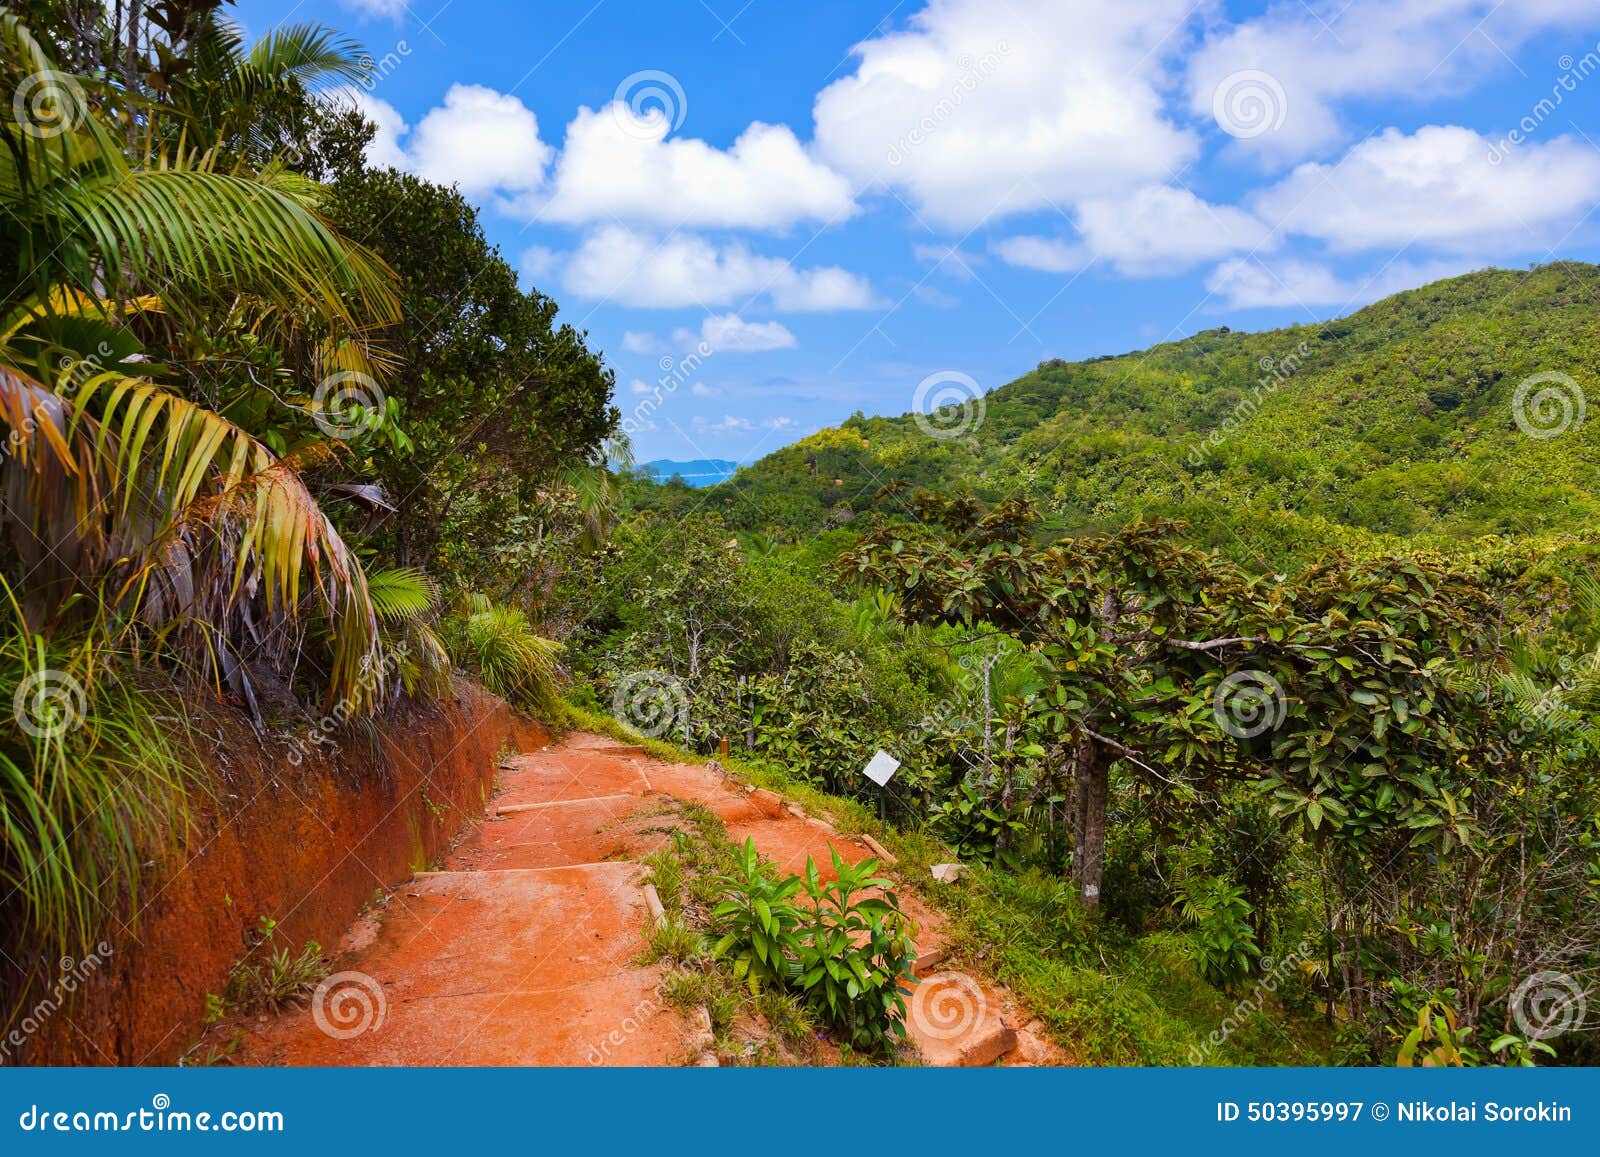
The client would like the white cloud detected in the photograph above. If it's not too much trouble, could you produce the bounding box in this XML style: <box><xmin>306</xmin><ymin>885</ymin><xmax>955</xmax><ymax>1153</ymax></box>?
<box><xmin>1254</xmin><ymin>126</ymin><xmax>1600</xmax><ymax>252</ymax></box>
<box><xmin>407</xmin><ymin>85</ymin><xmax>549</xmax><ymax>197</ymax></box>
<box><xmin>692</xmin><ymin>414</ymin><xmax>796</xmax><ymax>435</ymax></box>
<box><xmin>912</xmin><ymin>284</ymin><xmax>960</xmax><ymax>308</ymax></box>
<box><xmin>694</xmin><ymin>414</ymin><xmax>755</xmax><ymax>434</ymax></box>
<box><xmin>621</xmin><ymin>331</ymin><xmax>660</xmax><ymax>354</ymax></box>
<box><xmin>1187</xmin><ymin>1</ymin><xmax>1600</xmax><ymax>162</ymax></box>
<box><xmin>812</xmin><ymin>0</ymin><xmax>1201</xmax><ymax>228</ymax></box>
<box><xmin>560</xmin><ymin>226</ymin><xmax>879</xmax><ymax>311</ymax></box>
<box><xmin>991</xmin><ymin>235</ymin><xmax>1091</xmax><ymax>274</ymax></box>
<box><xmin>1205</xmin><ymin>256</ymin><xmax>1480</xmax><ymax>309</ymax></box>
<box><xmin>628</xmin><ymin>378</ymin><xmax>656</xmax><ymax>396</ymax></box>
<box><xmin>338</xmin><ymin>84</ymin><xmax>550</xmax><ymax>198</ymax></box>
<box><xmin>330</xmin><ymin>88</ymin><xmax>409</xmax><ymax>169</ymax></box>
<box><xmin>675</xmin><ymin>314</ymin><xmax>798</xmax><ymax>352</ymax></box>
<box><xmin>532</xmin><ymin>106</ymin><xmax>856</xmax><ymax>229</ymax></box>
<box><xmin>997</xmin><ymin>186</ymin><xmax>1274</xmax><ymax>275</ymax></box>
<box><xmin>519</xmin><ymin>244</ymin><xmax>560</xmax><ymax>282</ymax></box>
<box><xmin>691</xmin><ymin>382</ymin><xmax>723</xmax><ymax>398</ymax></box>
<box><xmin>1076</xmin><ymin>187</ymin><xmax>1273</xmax><ymax>274</ymax></box>
<box><xmin>340</xmin><ymin>0</ymin><xmax>408</xmax><ymax>18</ymax></box>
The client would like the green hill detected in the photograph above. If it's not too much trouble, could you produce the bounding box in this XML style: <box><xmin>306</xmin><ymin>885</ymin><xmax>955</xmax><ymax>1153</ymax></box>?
<box><xmin>631</xmin><ymin>262</ymin><xmax>1600</xmax><ymax>565</ymax></box>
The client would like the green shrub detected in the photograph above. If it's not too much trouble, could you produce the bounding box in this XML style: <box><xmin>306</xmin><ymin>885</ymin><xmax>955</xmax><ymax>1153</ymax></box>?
<box><xmin>446</xmin><ymin>594</ymin><xmax>563</xmax><ymax>715</ymax></box>
<box><xmin>711</xmin><ymin>837</ymin><xmax>914</xmax><ymax>1052</ymax></box>
<box><xmin>1</xmin><ymin>592</ymin><xmax>192</xmax><ymax>959</ymax></box>
<box><xmin>710</xmin><ymin>837</ymin><xmax>803</xmax><ymax>994</ymax></box>
<box><xmin>1174</xmin><ymin>873</ymin><xmax>1260</xmax><ymax>991</ymax></box>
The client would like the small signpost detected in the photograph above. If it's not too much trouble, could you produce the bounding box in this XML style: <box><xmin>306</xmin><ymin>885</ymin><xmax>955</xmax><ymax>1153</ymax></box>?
<box><xmin>861</xmin><ymin>750</ymin><xmax>900</xmax><ymax>824</ymax></box>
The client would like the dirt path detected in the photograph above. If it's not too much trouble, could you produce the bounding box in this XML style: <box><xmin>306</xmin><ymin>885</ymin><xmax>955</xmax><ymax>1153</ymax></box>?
<box><xmin>232</xmin><ymin>733</ymin><xmax>1056</xmax><ymax>1066</ymax></box>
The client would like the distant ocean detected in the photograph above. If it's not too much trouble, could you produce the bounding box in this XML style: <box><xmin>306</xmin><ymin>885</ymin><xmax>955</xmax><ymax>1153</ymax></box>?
<box><xmin>640</xmin><ymin>459</ymin><xmax>740</xmax><ymax>488</ymax></box>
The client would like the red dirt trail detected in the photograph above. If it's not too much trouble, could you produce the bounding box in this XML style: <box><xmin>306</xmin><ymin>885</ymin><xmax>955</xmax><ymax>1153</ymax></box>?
<box><xmin>232</xmin><ymin>733</ymin><xmax>1058</xmax><ymax>1067</ymax></box>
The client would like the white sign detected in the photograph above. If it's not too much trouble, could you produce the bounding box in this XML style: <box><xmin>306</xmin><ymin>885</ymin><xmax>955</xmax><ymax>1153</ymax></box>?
<box><xmin>862</xmin><ymin>750</ymin><xmax>900</xmax><ymax>787</ymax></box>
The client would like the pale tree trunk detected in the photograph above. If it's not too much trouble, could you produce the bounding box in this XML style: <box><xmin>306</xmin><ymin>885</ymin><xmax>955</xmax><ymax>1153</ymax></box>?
<box><xmin>1069</xmin><ymin>736</ymin><xmax>1109</xmax><ymax>910</ymax></box>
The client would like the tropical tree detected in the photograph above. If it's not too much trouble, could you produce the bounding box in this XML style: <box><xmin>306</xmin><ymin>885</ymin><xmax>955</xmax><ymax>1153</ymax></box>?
<box><xmin>1</xmin><ymin>12</ymin><xmax>403</xmax><ymax>711</ymax></box>
<box><xmin>840</xmin><ymin>493</ymin><xmax>1492</xmax><ymax>914</ymax></box>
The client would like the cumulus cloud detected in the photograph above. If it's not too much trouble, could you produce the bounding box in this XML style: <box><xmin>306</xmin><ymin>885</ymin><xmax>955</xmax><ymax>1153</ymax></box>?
<box><xmin>621</xmin><ymin>331</ymin><xmax>660</xmax><ymax>354</ymax></box>
<box><xmin>560</xmin><ymin>226</ymin><xmax>879</xmax><ymax>311</ymax></box>
<box><xmin>1205</xmin><ymin>256</ymin><xmax>1481</xmax><ymax>310</ymax></box>
<box><xmin>675</xmin><ymin>314</ymin><xmax>798</xmax><ymax>352</ymax></box>
<box><xmin>532</xmin><ymin>106</ymin><xmax>856</xmax><ymax>229</ymax></box>
<box><xmin>336</xmin><ymin>84</ymin><xmax>550</xmax><ymax>198</ymax></box>
<box><xmin>692</xmin><ymin>414</ymin><xmax>796</xmax><ymax>435</ymax></box>
<box><xmin>996</xmin><ymin>186</ymin><xmax>1273</xmax><ymax>275</ymax></box>
<box><xmin>990</xmin><ymin>235</ymin><xmax>1091</xmax><ymax>275</ymax></box>
<box><xmin>1254</xmin><ymin>126</ymin><xmax>1600</xmax><ymax>252</ymax></box>
<box><xmin>1187</xmin><ymin>1</ymin><xmax>1599</xmax><ymax>162</ymax></box>
<box><xmin>812</xmin><ymin>0</ymin><xmax>1200</xmax><ymax>228</ymax></box>
<box><xmin>407</xmin><ymin>85</ymin><xmax>549</xmax><ymax>197</ymax></box>
<box><xmin>330</xmin><ymin>87</ymin><xmax>409</xmax><ymax>169</ymax></box>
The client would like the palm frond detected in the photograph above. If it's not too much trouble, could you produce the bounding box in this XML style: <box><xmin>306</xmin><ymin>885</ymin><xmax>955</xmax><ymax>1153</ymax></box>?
<box><xmin>366</xmin><ymin>568</ymin><xmax>438</xmax><ymax>622</ymax></box>
<box><xmin>245</xmin><ymin>23</ymin><xmax>372</xmax><ymax>90</ymax></box>
<box><xmin>0</xmin><ymin>582</ymin><xmax>193</xmax><ymax>959</ymax></box>
<box><xmin>1</xmin><ymin>359</ymin><xmax>385</xmax><ymax>711</ymax></box>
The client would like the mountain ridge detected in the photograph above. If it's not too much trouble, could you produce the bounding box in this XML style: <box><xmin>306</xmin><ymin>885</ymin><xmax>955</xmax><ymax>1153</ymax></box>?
<box><xmin>628</xmin><ymin>262</ymin><xmax>1600</xmax><ymax>565</ymax></box>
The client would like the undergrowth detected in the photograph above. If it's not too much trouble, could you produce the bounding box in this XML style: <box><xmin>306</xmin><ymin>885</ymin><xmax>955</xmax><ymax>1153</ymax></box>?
<box><xmin>583</xmin><ymin>693</ymin><xmax>1342</xmax><ymax>1066</ymax></box>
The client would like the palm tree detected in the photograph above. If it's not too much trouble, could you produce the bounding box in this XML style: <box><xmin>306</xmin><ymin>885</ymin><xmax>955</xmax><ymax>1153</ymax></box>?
<box><xmin>1</xmin><ymin>12</ymin><xmax>402</xmax><ymax>712</ymax></box>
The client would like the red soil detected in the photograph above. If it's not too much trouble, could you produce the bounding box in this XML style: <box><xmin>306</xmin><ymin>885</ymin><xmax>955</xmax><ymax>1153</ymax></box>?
<box><xmin>227</xmin><ymin>733</ymin><xmax>1061</xmax><ymax>1067</ymax></box>
<box><xmin>12</xmin><ymin>682</ymin><xmax>542</xmax><ymax>1066</ymax></box>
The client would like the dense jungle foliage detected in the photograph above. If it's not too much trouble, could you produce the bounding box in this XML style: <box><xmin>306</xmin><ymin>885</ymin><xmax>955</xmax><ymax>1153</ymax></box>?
<box><xmin>1</xmin><ymin>0</ymin><xmax>1596</xmax><ymax>1069</ymax></box>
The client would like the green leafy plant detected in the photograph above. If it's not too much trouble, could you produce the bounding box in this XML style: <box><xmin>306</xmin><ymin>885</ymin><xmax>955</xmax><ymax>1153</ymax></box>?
<box><xmin>221</xmin><ymin>919</ymin><xmax>327</xmax><ymax>1015</ymax></box>
<box><xmin>0</xmin><ymin>587</ymin><xmax>193</xmax><ymax>959</ymax></box>
<box><xmin>1175</xmin><ymin>872</ymin><xmax>1260</xmax><ymax>991</ymax></box>
<box><xmin>710</xmin><ymin>837</ymin><xmax>915</xmax><ymax>1052</ymax></box>
<box><xmin>1395</xmin><ymin>999</ymin><xmax>1476</xmax><ymax>1067</ymax></box>
<box><xmin>446</xmin><ymin>594</ymin><xmax>563</xmax><ymax>715</ymax></box>
<box><xmin>710</xmin><ymin>837</ymin><xmax>802</xmax><ymax>994</ymax></box>
<box><xmin>1488</xmin><ymin>1031</ymin><xmax>1557</xmax><ymax>1067</ymax></box>
<box><xmin>928</xmin><ymin>777</ymin><xmax>1027</xmax><ymax>868</ymax></box>
<box><xmin>793</xmin><ymin>849</ymin><xmax>916</xmax><ymax>1051</ymax></box>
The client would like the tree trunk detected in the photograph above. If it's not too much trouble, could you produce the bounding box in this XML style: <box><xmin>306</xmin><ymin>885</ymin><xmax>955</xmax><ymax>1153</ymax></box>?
<box><xmin>1069</xmin><ymin>737</ymin><xmax>1109</xmax><ymax>910</ymax></box>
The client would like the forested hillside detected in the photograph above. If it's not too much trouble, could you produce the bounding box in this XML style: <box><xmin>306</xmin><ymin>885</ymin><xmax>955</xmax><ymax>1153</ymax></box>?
<box><xmin>3</xmin><ymin>1</ymin><xmax>1596</xmax><ymax>1074</ymax></box>
<box><xmin>629</xmin><ymin>263</ymin><xmax>1600</xmax><ymax>564</ymax></box>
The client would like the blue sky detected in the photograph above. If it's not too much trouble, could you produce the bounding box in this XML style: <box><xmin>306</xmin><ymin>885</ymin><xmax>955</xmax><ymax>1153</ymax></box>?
<box><xmin>235</xmin><ymin>0</ymin><xmax>1600</xmax><ymax>464</ymax></box>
